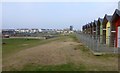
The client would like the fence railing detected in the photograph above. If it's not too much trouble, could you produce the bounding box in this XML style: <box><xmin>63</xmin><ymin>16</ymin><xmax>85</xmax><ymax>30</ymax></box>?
<box><xmin>75</xmin><ymin>32</ymin><xmax>118</xmax><ymax>54</ymax></box>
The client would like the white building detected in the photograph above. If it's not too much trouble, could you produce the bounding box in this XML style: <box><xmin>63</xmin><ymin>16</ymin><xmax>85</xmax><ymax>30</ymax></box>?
<box><xmin>30</xmin><ymin>29</ymin><xmax>39</xmax><ymax>33</ymax></box>
<box><xmin>15</xmin><ymin>29</ymin><xmax>30</xmax><ymax>33</ymax></box>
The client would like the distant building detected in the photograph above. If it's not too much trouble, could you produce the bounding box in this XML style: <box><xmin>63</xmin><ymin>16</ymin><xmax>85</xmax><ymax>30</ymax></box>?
<box><xmin>38</xmin><ymin>29</ymin><xmax>42</xmax><ymax>32</ymax></box>
<box><xmin>2</xmin><ymin>29</ymin><xmax>16</xmax><ymax>36</ymax></box>
<box><xmin>15</xmin><ymin>29</ymin><xmax>27</xmax><ymax>33</ymax></box>
<box><xmin>30</xmin><ymin>29</ymin><xmax>39</xmax><ymax>33</ymax></box>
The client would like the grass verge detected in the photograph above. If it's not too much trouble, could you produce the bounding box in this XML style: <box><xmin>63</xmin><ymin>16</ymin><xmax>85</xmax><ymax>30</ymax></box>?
<box><xmin>2</xmin><ymin>36</ymin><xmax>66</xmax><ymax>57</ymax></box>
<box><xmin>19</xmin><ymin>63</ymin><xmax>86</xmax><ymax>71</ymax></box>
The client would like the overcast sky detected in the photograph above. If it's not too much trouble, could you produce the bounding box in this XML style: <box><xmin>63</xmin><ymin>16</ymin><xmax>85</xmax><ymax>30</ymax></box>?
<box><xmin>2</xmin><ymin>2</ymin><xmax>119</xmax><ymax>30</ymax></box>
<box><xmin>1</xmin><ymin>0</ymin><xmax>119</xmax><ymax>2</ymax></box>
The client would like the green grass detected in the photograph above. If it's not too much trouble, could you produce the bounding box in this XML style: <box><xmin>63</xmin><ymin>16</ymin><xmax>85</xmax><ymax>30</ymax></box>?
<box><xmin>75</xmin><ymin>45</ymin><xmax>89</xmax><ymax>52</ymax></box>
<box><xmin>2</xmin><ymin>35</ymin><xmax>73</xmax><ymax>57</ymax></box>
<box><xmin>19</xmin><ymin>63</ymin><xmax>86</xmax><ymax>71</ymax></box>
<box><xmin>2</xmin><ymin>36</ymin><xmax>65</xmax><ymax>57</ymax></box>
<box><xmin>68</xmin><ymin>33</ymin><xmax>80</xmax><ymax>42</ymax></box>
<box><xmin>2</xmin><ymin>38</ymin><xmax>41</xmax><ymax>57</ymax></box>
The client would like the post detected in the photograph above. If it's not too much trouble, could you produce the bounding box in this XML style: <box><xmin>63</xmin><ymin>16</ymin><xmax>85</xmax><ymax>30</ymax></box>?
<box><xmin>96</xmin><ymin>36</ymin><xmax>98</xmax><ymax>52</ymax></box>
<box><xmin>114</xmin><ymin>39</ymin><xmax>116</xmax><ymax>53</ymax></box>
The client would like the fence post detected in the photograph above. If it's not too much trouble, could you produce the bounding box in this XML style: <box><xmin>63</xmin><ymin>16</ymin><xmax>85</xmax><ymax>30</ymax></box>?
<box><xmin>113</xmin><ymin>39</ymin><xmax>116</xmax><ymax>54</ymax></box>
<box><xmin>96</xmin><ymin>36</ymin><xmax>98</xmax><ymax>52</ymax></box>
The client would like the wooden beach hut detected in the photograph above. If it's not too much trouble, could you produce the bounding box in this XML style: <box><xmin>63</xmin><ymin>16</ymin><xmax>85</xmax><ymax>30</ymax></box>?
<box><xmin>93</xmin><ymin>20</ymin><xmax>97</xmax><ymax>39</ymax></box>
<box><xmin>111</xmin><ymin>9</ymin><xmax>120</xmax><ymax>48</ymax></box>
<box><xmin>82</xmin><ymin>25</ymin><xmax>85</xmax><ymax>33</ymax></box>
<box><xmin>87</xmin><ymin>23</ymin><xmax>91</xmax><ymax>35</ymax></box>
<box><xmin>85</xmin><ymin>24</ymin><xmax>90</xmax><ymax>34</ymax></box>
<box><xmin>84</xmin><ymin>25</ymin><xmax>87</xmax><ymax>34</ymax></box>
<box><xmin>89</xmin><ymin>22</ymin><xmax>93</xmax><ymax>36</ymax></box>
<box><xmin>102</xmin><ymin>14</ymin><xmax>112</xmax><ymax>45</ymax></box>
<box><xmin>97</xmin><ymin>18</ymin><xmax>103</xmax><ymax>43</ymax></box>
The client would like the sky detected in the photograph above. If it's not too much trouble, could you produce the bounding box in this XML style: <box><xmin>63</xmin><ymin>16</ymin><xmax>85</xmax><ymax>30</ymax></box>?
<box><xmin>2</xmin><ymin>2</ymin><xmax>119</xmax><ymax>30</ymax></box>
<box><xmin>1</xmin><ymin>0</ymin><xmax>120</xmax><ymax>2</ymax></box>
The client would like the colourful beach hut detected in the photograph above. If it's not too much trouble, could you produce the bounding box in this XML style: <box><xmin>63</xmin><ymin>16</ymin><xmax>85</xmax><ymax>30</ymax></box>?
<box><xmin>111</xmin><ymin>9</ymin><xmax>120</xmax><ymax>48</ymax></box>
<box><xmin>86</xmin><ymin>24</ymin><xmax>90</xmax><ymax>34</ymax></box>
<box><xmin>83</xmin><ymin>25</ymin><xmax>86</xmax><ymax>33</ymax></box>
<box><xmin>102</xmin><ymin>14</ymin><xmax>112</xmax><ymax>46</ymax></box>
<box><xmin>84</xmin><ymin>24</ymin><xmax>88</xmax><ymax>34</ymax></box>
<box><xmin>84</xmin><ymin>24</ymin><xmax>87</xmax><ymax>34</ymax></box>
<box><xmin>92</xmin><ymin>20</ymin><xmax>97</xmax><ymax>39</ymax></box>
<box><xmin>89</xmin><ymin>22</ymin><xmax>93</xmax><ymax>36</ymax></box>
<box><xmin>85</xmin><ymin>24</ymin><xmax>90</xmax><ymax>34</ymax></box>
<box><xmin>97</xmin><ymin>18</ymin><xmax>103</xmax><ymax>43</ymax></box>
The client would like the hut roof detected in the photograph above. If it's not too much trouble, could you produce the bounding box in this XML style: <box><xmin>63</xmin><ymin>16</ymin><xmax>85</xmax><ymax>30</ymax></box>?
<box><xmin>106</xmin><ymin>15</ymin><xmax>112</xmax><ymax>21</ymax></box>
<box><xmin>115</xmin><ymin>9</ymin><xmax>120</xmax><ymax>16</ymax></box>
<box><xmin>102</xmin><ymin>14</ymin><xmax>112</xmax><ymax>26</ymax></box>
<box><xmin>98</xmin><ymin>18</ymin><xmax>103</xmax><ymax>23</ymax></box>
<box><xmin>90</xmin><ymin>22</ymin><xmax>93</xmax><ymax>27</ymax></box>
<box><xmin>111</xmin><ymin>9</ymin><xmax>120</xmax><ymax>23</ymax></box>
<box><xmin>97</xmin><ymin>18</ymin><xmax>103</xmax><ymax>26</ymax></box>
<box><xmin>88</xmin><ymin>23</ymin><xmax>91</xmax><ymax>28</ymax></box>
<box><xmin>94</xmin><ymin>20</ymin><xmax>98</xmax><ymax>26</ymax></box>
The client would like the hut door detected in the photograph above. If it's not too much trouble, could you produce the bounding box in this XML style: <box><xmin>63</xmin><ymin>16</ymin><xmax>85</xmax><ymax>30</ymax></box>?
<box><xmin>117</xmin><ymin>26</ymin><xmax>120</xmax><ymax>48</ymax></box>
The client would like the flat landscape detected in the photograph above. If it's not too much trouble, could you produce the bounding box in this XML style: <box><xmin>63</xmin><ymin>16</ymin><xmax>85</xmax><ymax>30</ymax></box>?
<box><xmin>2</xmin><ymin>34</ymin><xmax>118</xmax><ymax>71</ymax></box>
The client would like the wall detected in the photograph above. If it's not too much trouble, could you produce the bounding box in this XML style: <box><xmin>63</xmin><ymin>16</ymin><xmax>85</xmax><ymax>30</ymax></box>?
<box><xmin>106</xmin><ymin>22</ymin><xmax>111</xmax><ymax>46</ymax></box>
<box><xmin>116</xmin><ymin>18</ymin><xmax>120</xmax><ymax>47</ymax></box>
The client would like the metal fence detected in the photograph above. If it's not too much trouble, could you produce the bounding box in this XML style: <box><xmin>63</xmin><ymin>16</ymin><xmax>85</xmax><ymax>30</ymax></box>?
<box><xmin>75</xmin><ymin>32</ymin><xmax>118</xmax><ymax>54</ymax></box>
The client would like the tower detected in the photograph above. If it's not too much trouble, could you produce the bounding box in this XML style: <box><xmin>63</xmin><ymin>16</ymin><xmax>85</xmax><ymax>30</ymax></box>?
<box><xmin>70</xmin><ymin>26</ymin><xmax>73</xmax><ymax>31</ymax></box>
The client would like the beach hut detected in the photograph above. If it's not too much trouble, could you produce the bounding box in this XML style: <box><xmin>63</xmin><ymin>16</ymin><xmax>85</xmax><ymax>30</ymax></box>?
<box><xmin>97</xmin><ymin>18</ymin><xmax>103</xmax><ymax>43</ymax></box>
<box><xmin>92</xmin><ymin>20</ymin><xmax>97</xmax><ymax>39</ymax></box>
<box><xmin>82</xmin><ymin>25</ymin><xmax>85</xmax><ymax>33</ymax></box>
<box><xmin>111</xmin><ymin>9</ymin><xmax>120</xmax><ymax>48</ymax></box>
<box><xmin>89</xmin><ymin>22</ymin><xmax>93</xmax><ymax>36</ymax></box>
<box><xmin>87</xmin><ymin>23</ymin><xmax>91</xmax><ymax>35</ymax></box>
<box><xmin>84</xmin><ymin>25</ymin><xmax>87</xmax><ymax>34</ymax></box>
<box><xmin>102</xmin><ymin>14</ymin><xmax>112</xmax><ymax>46</ymax></box>
<box><xmin>85</xmin><ymin>24</ymin><xmax>90</xmax><ymax>34</ymax></box>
